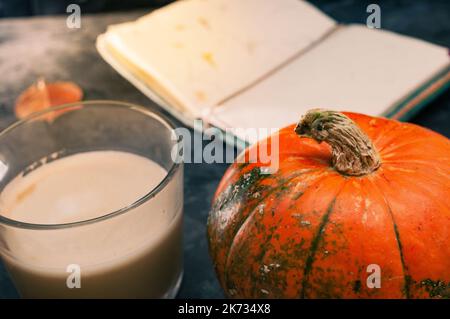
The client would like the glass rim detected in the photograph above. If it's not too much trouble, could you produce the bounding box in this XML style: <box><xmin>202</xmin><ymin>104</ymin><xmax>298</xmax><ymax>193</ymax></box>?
<box><xmin>0</xmin><ymin>100</ymin><xmax>182</xmax><ymax>230</ymax></box>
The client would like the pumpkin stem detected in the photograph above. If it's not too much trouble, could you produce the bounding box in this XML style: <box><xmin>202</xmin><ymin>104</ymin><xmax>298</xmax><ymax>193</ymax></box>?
<box><xmin>294</xmin><ymin>109</ymin><xmax>381</xmax><ymax>176</ymax></box>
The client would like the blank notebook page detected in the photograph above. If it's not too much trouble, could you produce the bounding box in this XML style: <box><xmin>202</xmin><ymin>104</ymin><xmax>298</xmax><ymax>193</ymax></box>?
<box><xmin>210</xmin><ymin>25</ymin><xmax>449</xmax><ymax>142</ymax></box>
<box><xmin>103</xmin><ymin>0</ymin><xmax>336</xmax><ymax>116</ymax></box>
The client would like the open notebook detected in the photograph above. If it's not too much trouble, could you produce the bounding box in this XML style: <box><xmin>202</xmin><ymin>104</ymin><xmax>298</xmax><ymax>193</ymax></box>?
<box><xmin>96</xmin><ymin>0</ymin><xmax>450</xmax><ymax>146</ymax></box>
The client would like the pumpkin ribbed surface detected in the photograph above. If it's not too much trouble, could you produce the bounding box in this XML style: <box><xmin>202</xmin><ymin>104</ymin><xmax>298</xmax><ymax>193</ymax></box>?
<box><xmin>207</xmin><ymin>112</ymin><xmax>450</xmax><ymax>298</ymax></box>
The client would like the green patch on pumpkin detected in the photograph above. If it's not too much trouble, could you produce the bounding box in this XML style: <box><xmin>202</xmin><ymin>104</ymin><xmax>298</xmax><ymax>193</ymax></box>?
<box><xmin>213</xmin><ymin>167</ymin><xmax>266</xmax><ymax>212</ymax></box>
<box><xmin>420</xmin><ymin>279</ymin><xmax>450</xmax><ymax>298</ymax></box>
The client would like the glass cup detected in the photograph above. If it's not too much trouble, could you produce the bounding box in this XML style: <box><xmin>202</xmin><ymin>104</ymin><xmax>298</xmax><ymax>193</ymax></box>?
<box><xmin>0</xmin><ymin>101</ymin><xmax>183</xmax><ymax>298</ymax></box>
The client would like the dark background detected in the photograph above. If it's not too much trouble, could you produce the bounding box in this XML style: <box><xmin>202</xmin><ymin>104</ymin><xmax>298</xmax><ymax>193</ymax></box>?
<box><xmin>0</xmin><ymin>0</ymin><xmax>449</xmax><ymax>298</ymax></box>
<box><xmin>0</xmin><ymin>0</ymin><xmax>172</xmax><ymax>17</ymax></box>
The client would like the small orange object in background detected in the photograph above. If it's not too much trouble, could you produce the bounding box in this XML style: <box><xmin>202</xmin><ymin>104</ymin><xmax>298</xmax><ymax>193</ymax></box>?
<box><xmin>14</xmin><ymin>78</ymin><xmax>83</xmax><ymax>121</ymax></box>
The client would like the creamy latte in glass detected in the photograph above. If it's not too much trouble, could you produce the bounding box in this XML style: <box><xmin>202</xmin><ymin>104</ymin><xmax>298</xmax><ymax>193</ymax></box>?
<box><xmin>0</xmin><ymin>101</ymin><xmax>183</xmax><ymax>298</ymax></box>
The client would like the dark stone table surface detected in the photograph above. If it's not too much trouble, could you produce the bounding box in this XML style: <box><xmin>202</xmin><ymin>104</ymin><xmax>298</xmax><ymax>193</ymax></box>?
<box><xmin>0</xmin><ymin>0</ymin><xmax>449</xmax><ymax>298</ymax></box>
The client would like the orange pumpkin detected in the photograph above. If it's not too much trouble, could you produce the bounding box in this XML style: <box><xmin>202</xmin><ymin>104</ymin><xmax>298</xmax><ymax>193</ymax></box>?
<box><xmin>207</xmin><ymin>109</ymin><xmax>450</xmax><ymax>298</ymax></box>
